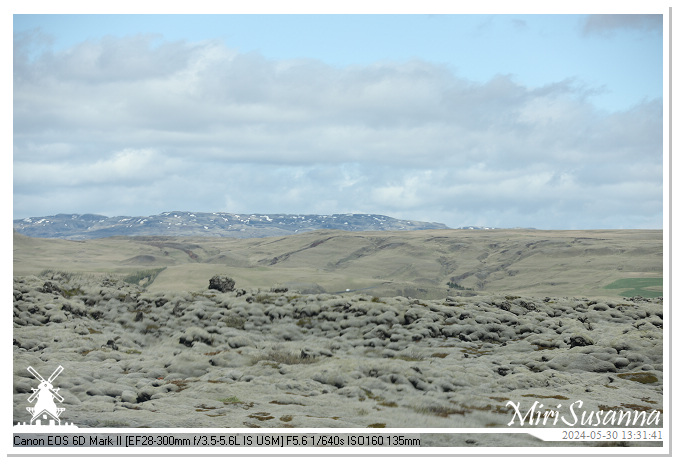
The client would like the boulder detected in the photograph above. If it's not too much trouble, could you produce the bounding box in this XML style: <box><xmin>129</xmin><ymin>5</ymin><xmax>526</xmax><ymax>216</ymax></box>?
<box><xmin>208</xmin><ymin>275</ymin><xmax>235</xmax><ymax>292</ymax></box>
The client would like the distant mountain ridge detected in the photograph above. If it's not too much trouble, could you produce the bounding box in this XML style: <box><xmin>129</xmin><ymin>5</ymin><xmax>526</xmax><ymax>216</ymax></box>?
<box><xmin>13</xmin><ymin>211</ymin><xmax>450</xmax><ymax>240</ymax></box>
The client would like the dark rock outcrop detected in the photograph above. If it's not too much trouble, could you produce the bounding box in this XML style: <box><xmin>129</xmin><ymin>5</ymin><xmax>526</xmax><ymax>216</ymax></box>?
<box><xmin>208</xmin><ymin>275</ymin><xmax>236</xmax><ymax>292</ymax></box>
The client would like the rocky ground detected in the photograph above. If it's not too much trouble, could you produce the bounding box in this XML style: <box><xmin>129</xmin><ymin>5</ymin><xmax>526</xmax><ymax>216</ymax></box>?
<box><xmin>13</xmin><ymin>272</ymin><xmax>663</xmax><ymax>447</ymax></box>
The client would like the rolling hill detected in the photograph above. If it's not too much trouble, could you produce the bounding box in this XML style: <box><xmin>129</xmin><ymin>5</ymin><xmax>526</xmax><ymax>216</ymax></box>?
<box><xmin>13</xmin><ymin>228</ymin><xmax>663</xmax><ymax>299</ymax></box>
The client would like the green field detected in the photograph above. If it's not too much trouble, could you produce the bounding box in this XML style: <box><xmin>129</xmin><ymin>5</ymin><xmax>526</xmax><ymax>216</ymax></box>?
<box><xmin>603</xmin><ymin>278</ymin><xmax>663</xmax><ymax>298</ymax></box>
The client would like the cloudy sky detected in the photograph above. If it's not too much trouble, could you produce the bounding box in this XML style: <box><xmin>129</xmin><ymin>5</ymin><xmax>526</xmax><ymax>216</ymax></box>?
<box><xmin>12</xmin><ymin>7</ymin><xmax>666</xmax><ymax>229</ymax></box>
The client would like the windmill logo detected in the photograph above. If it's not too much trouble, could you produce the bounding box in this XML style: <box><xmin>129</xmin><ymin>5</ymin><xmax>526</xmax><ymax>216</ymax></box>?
<box><xmin>15</xmin><ymin>365</ymin><xmax>78</xmax><ymax>428</ymax></box>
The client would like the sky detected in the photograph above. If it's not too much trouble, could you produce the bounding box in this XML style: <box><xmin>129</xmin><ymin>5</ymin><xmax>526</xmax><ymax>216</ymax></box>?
<box><xmin>11</xmin><ymin>5</ymin><xmax>668</xmax><ymax>229</ymax></box>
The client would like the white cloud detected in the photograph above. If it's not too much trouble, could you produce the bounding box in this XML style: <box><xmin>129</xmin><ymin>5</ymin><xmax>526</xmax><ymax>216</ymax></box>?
<box><xmin>14</xmin><ymin>148</ymin><xmax>175</xmax><ymax>188</ymax></box>
<box><xmin>12</xmin><ymin>34</ymin><xmax>662</xmax><ymax>229</ymax></box>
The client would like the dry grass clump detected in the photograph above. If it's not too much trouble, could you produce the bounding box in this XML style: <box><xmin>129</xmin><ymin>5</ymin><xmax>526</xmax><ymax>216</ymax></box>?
<box><xmin>249</xmin><ymin>349</ymin><xmax>319</xmax><ymax>366</ymax></box>
<box><xmin>522</xmin><ymin>394</ymin><xmax>570</xmax><ymax>400</ymax></box>
<box><xmin>219</xmin><ymin>396</ymin><xmax>242</xmax><ymax>404</ymax></box>
<box><xmin>123</xmin><ymin>268</ymin><xmax>166</xmax><ymax>288</ymax></box>
<box><xmin>394</xmin><ymin>349</ymin><xmax>426</xmax><ymax>362</ymax></box>
<box><xmin>222</xmin><ymin>315</ymin><xmax>247</xmax><ymax>329</ymax></box>
<box><xmin>253</xmin><ymin>293</ymin><xmax>276</xmax><ymax>304</ymax></box>
<box><xmin>617</xmin><ymin>372</ymin><xmax>659</xmax><ymax>384</ymax></box>
<box><xmin>411</xmin><ymin>405</ymin><xmax>467</xmax><ymax>417</ymax></box>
